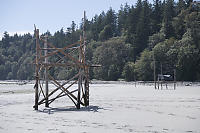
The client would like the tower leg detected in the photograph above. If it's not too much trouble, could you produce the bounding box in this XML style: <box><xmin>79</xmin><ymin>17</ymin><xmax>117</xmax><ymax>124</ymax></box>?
<box><xmin>84</xmin><ymin>78</ymin><xmax>89</xmax><ymax>106</ymax></box>
<box><xmin>34</xmin><ymin>81</ymin><xmax>39</xmax><ymax>110</ymax></box>
<box><xmin>77</xmin><ymin>73</ymin><xmax>81</xmax><ymax>109</ymax></box>
<box><xmin>174</xmin><ymin>69</ymin><xmax>176</xmax><ymax>90</ymax></box>
<box><xmin>45</xmin><ymin>74</ymin><xmax>49</xmax><ymax>107</ymax></box>
<box><xmin>44</xmin><ymin>35</ymin><xmax>49</xmax><ymax>107</ymax></box>
<box><xmin>34</xmin><ymin>28</ymin><xmax>39</xmax><ymax>110</ymax></box>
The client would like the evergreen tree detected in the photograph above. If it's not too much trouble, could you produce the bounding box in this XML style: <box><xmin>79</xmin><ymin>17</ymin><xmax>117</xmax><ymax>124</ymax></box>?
<box><xmin>135</xmin><ymin>0</ymin><xmax>152</xmax><ymax>56</ymax></box>
<box><xmin>71</xmin><ymin>21</ymin><xmax>76</xmax><ymax>32</ymax></box>
<box><xmin>177</xmin><ymin>0</ymin><xmax>186</xmax><ymax>13</ymax></box>
<box><xmin>152</xmin><ymin>0</ymin><xmax>162</xmax><ymax>33</ymax></box>
<box><xmin>2</xmin><ymin>32</ymin><xmax>10</xmax><ymax>48</ymax></box>
<box><xmin>163</xmin><ymin>0</ymin><xmax>175</xmax><ymax>38</ymax></box>
<box><xmin>90</xmin><ymin>15</ymin><xmax>99</xmax><ymax>41</ymax></box>
<box><xmin>105</xmin><ymin>8</ymin><xmax>117</xmax><ymax>37</ymax></box>
<box><xmin>118</xmin><ymin>3</ymin><xmax>130</xmax><ymax>35</ymax></box>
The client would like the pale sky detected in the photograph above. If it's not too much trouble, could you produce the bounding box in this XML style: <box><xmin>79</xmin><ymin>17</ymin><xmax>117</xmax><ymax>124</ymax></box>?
<box><xmin>0</xmin><ymin>0</ymin><xmax>151</xmax><ymax>38</ymax></box>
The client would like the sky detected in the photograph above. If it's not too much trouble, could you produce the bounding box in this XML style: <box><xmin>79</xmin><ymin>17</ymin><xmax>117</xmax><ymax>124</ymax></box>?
<box><xmin>0</xmin><ymin>0</ymin><xmax>146</xmax><ymax>39</ymax></box>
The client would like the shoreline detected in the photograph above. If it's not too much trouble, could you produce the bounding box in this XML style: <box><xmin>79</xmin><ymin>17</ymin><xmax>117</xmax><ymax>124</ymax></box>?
<box><xmin>0</xmin><ymin>80</ymin><xmax>199</xmax><ymax>86</ymax></box>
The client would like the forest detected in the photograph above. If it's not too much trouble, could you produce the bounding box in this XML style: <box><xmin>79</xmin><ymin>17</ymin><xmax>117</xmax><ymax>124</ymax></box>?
<box><xmin>0</xmin><ymin>0</ymin><xmax>199</xmax><ymax>81</ymax></box>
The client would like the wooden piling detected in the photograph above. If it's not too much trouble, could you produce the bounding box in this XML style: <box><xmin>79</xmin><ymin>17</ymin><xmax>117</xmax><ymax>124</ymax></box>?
<box><xmin>77</xmin><ymin>72</ymin><xmax>81</xmax><ymax>109</ymax></box>
<box><xmin>153</xmin><ymin>53</ymin><xmax>156</xmax><ymax>89</ymax></box>
<box><xmin>34</xmin><ymin>28</ymin><xmax>39</xmax><ymax>110</ymax></box>
<box><xmin>174</xmin><ymin>69</ymin><xmax>176</xmax><ymax>90</ymax></box>
<box><xmin>44</xmin><ymin>35</ymin><xmax>49</xmax><ymax>107</ymax></box>
<box><xmin>84</xmin><ymin>66</ymin><xmax>89</xmax><ymax>106</ymax></box>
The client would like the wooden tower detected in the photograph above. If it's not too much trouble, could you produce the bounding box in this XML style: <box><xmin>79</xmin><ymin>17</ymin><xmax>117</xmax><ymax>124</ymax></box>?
<box><xmin>33</xmin><ymin>12</ymin><xmax>90</xmax><ymax>110</ymax></box>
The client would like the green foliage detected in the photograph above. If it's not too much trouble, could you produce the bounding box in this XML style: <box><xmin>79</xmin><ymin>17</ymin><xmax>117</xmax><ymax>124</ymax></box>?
<box><xmin>184</xmin><ymin>8</ymin><xmax>200</xmax><ymax>48</ymax></box>
<box><xmin>99</xmin><ymin>25</ymin><xmax>113</xmax><ymax>41</ymax></box>
<box><xmin>56</xmin><ymin>68</ymin><xmax>77</xmax><ymax>80</ymax></box>
<box><xmin>163</xmin><ymin>0</ymin><xmax>175</xmax><ymax>38</ymax></box>
<box><xmin>118</xmin><ymin>4</ymin><xmax>130</xmax><ymax>35</ymax></box>
<box><xmin>177</xmin><ymin>44</ymin><xmax>199</xmax><ymax>81</ymax></box>
<box><xmin>148</xmin><ymin>31</ymin><xmax>165</xmax><ymax>49</ymax></box>
<box><xmin>175</xmin><ymin>29</ymin><xmax>200</xmax><ymax>81</ymax></box>
<box><xmin>177</xmin><ymin>0</ymin><xmax>186</xmax><ymax>13</ymax></box>
<box><xmin>122</xmin><ymin>62</ymin><xmax>135</xmax><ymax>81</ymax></box>
<box><xmin>0</xmin><ymin>0</ymin><xmax>199</xmax><ymax>81</ymax></box>
<box><xmin>92</xmin><ymin>37</ymin><xmax>129</xmax><ymax>80</ymax></box>
<box><xmin>153</xmin><ymin>38</ymin><xmax>175</xmax><ymax>62</ymax></box>
<box><xmin>152</xmin><ymin>0</ymin><xmax>162</xmax><ymax>33</ymax></box>
<box><xmin>135</xmin><ymin>49</ymin><xmax>153</xmax><ymax>81</ymax></box>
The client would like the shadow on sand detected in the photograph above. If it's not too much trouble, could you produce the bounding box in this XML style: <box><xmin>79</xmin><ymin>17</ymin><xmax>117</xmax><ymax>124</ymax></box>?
<box><xmin>38</xmin><ymin>105</ymin><xmax>103</xmax><ymax>114</ymax></box>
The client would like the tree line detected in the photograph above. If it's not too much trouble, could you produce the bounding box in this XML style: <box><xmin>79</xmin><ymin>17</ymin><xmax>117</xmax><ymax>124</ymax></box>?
<box><xmin>0</xmin><ymin>0</ymin><xmax>199</xmax><ymax>81</ymax></box>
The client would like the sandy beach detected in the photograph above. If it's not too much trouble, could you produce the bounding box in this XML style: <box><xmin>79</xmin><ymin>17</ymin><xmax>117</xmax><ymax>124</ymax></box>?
<box><xmin>0</xmin><ymin>82</ymin><xmax>200</xmax><ymax>133</ymax></box>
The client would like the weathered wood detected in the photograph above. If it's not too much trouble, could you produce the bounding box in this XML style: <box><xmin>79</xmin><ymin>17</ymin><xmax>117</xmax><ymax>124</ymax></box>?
<box><xmin>160</xmin><ymin>63</ymin><xmax>163</xmax><ymax>90</ymax></box>
<box><xmin>48</xmin><ymin>74</ymin><xmax>84</xmax><ymax>106</ymax></box>
<box><xmin>44</xmin><ymin>35</ymin><xmax>49</xmax><ymax>107</ymax></box>
<box><xmin>84</xmin><ymin>66</ymin><xmax>89</xmax><ymax>106</ymax></box>
<box><xmin>39</xmin><ymin>41</ymin><xmax>81</xmax><ymax>61</ymax></box>
<box><xmin>34</xmin><ymin>28</ymin><xmax>39</xmax><ymax>110</ymax></box>
<box><xmin>39</xmin><ymin>81</ymin><xmax>45</xmax><ymax>98</ymax></box>
<box><xmin>48</xmin><ymin>80</ymin><xmax>78</xmax><ymax>105</ymax></box>
<box><xmin>153</xmin><ymin>53</ymin><xmax>156</xmax><ymax>89</ymax></box>
<box><xmin>174</xmin><ymin>69</ymin><xmax>176</xmax><ymax>90</ymax></box>
<box><xmin>77</xmin><ymin>35</ymin><xmax>83</xmax><ymax>109</ymax></box>
<box><xmin>77</xmin><ymin>72</ymin><xmax>82</xmax><ymax>109</ymax></box>
<box><xmin>41</xmin><ymin>63</ymin><xmax>86</xmax><ymax>68</ymax></box>
<box><xmin>41</xmin><ymin>46</ymin><xmax>80</xmax><ymax>50</ymax></box>
<box><xmin>89</xmin><ymin>64</ymin><xmax>102</xmax><ymax>67</ymax></box>
<box><xmin>71</xmin><ymin>89</ymin><xmax>79</xmax><ymax>94</ymax></box>
<box><xmin>46</xmin><ymin>88</ymin><xmax>78</xmax><ymax>106</ymax></box>
<box><xmin>38</xmin><ymin>72</ymin><xmax>80</xmax><ymax>105</ymax></box>
<box><xmin>33</xmin><ymin>12</ymin><xmax>95</xmax><ymax>109</ymax></box>
<box><xmin>83</xmin><ymin>12</ymin><xmax>89</xmax><ymax>106</ymax></box>
<box><xmin>48</xmin><ymin>93</ymin><xmax>69</xmax><ymax>103</ymax></box>
<box><xmin>47</xmin><ymin>42</ymin><xmax>83</xmax><ymax>68</ymax></box>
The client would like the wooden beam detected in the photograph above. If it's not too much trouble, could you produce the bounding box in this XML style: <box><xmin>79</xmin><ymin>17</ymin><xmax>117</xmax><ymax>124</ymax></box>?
<box><xmin>84</xmin><ymin>67</ymin><xmax>89</xmax><ymax>106</ymax></box>
<box><xmin>34</xmin><ymin>28</ymin><xmax>40</xmax><ymax>110</ymax></box>
<box><xmin>40</xmin><ymin>88</ymin><xmax>78</xmax><ymax>105</ymax></box>
<box><xmin>47</xmin><ymin>93</ymin><xmax>68</xmax><ymax>104</ymax></box>
<box><xmin>38</xmin><ymin>80</ymin><xmax>45</xmax><ymax>98</ymax></box>
<box><xmin>40</xmin><ymin>37</ymin><xmax>81</xmax><ymax>50</ymax></box>
<box><xmin>174</xmin><ymin>69</ymin><xmax>176</xmax><ymax>90</ymax></box>
<box><xmin>41</xmin><ymin>63</ymin><xmax>85</xmax><ymax>68</ymax></box>
<box><xmin>48</xmin><ymin>80</ymin><xmax>78</xmax><ymax>105</ymax></box>
<box><xmin>46</xmin><ymin>42</ymin><xmax>83</xmax><ymax>68</ymax></box>
<box><xmin>48</xmin><ymin>74</ymin><xmax>84</xmax><ymax>106</ymax></box>
<box><xmin>40</xmin><ymin>46</ymin><xmax>80</xmax><ymax>50</ymax></box>
<box><xmin>77</xmin><ymin>71</ymin><xmax>82</xmax><ymax>109</ymax></box>
<box><xmin>38</xmin><ymin>72</ymin><xmax>80</xmax><ymax>105</ymax></box>
<box><xmin>39</xmin><ymin>41</ymin><xmax>81</xmax><ymax>61</ymax></box>
<box><xmin>153</xmin><ymin>53</ymin><xmax>156</xmax><ymax>89</ymax></box>
<box><xmin>44</xmin><ymin>35</ymin><xmax>49</xmax><ymax>107</ymax></box>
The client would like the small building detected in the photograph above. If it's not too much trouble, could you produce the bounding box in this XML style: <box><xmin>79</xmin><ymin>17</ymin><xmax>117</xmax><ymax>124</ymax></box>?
<box><xmin>157</xmin><ymin>74</ymin><xmax>173</xmax><ymax>81</ymax></box>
